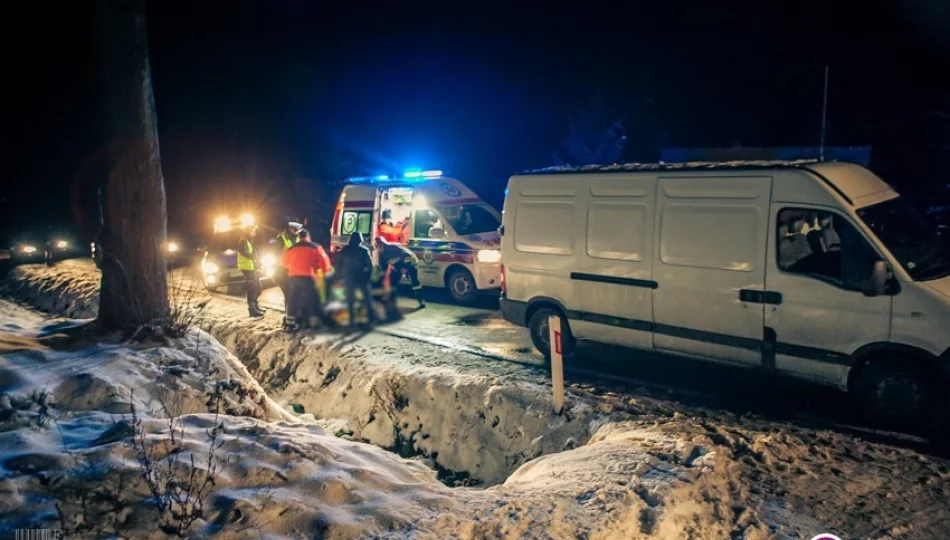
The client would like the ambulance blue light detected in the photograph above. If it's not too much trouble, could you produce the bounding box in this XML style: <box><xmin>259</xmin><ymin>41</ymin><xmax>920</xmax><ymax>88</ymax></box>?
<box><xmin>375</xmin><ymin>175</ymin><xmax>390</xmax><ymax>181</ymax></box>
<box><xmin>403</xmin><ymin>169</ymin><xmax>442</xmax><ymax>179</ymax></box>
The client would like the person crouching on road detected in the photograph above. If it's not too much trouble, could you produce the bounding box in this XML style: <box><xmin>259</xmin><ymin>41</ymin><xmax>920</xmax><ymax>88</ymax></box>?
<box><xmin>274</xmin><ymin>221</ymin><xmax>301</xmax><ymax>326</ymax></box>
<box><xmin>281</xmin><ymin>229</ymin><xmax>332</xmax><ymax>330</ymax></box>
<box><xmin>237</xmin><ymin>225</ymin><xmax>264</xmax><ymax>318</ymax></box>
<box><xmin>336</xmin><ymin>232</ymin><xmax>378</xmax><ymax>330</ymax></box>
<box><xmin>375</xmin><ymin>236</ymin><xmax>425</xmax><ymax>309</ymax></box>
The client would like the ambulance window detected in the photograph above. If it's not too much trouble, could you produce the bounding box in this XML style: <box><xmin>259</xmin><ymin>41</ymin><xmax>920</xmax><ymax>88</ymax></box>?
<box><xmin>414</xmin><ymin>210</ymin><xmax>441</xmax><ymax>238</ymax></box>
<box><xmin>341</xmin><ymin>211</ymin><xmax>372</xmax><ymax>236</ymax></box>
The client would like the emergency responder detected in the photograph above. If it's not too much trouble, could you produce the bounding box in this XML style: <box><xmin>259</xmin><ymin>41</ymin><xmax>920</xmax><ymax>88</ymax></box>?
<box><xmin>375</xmin><ymin>236</ymin><xmax>425</xmax><ymax>308</ymax></box>
<box><xmin>371</xmin><ymin>262</ymin><xmax>401</xmax><ymax>322</ymax></box>
<box><xmin>335</xmin><ymin>232</ymin><xmax>378</xmax><ymax>330</ymax></box>
<box><xmin>237</xmin><ymin>225</ymin><xmax>264</xmax><ymax>317</ymax></box>
<box><xmin>281</xmin><ymin>229</ymin><xmax>332</xmax><ymax>330</ymax></box>
<box><xmin>377</xmin><ymin>210</ymin><xmax>408</xmax><ymax>243</ymax></box>
<box><xmin>274</xmin><ymin>221</ymin><xmax>300</xmax><ymax>326</ymax></box>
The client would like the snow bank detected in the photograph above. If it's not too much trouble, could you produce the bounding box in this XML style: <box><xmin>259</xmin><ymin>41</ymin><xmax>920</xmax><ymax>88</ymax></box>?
<box><xmin>6</xmin><ymin>262</ymin><xmax>600</xmax><ymax>485</ymax></box>
<box><xmin>0</xmin><ymin>299</ymin><xmax>457</xmax><ymax>538</ymax></box>
<box><xmin>0</xmin><ymin>299</ymin><xmax>772</xmax><ymax>539</ymax></box>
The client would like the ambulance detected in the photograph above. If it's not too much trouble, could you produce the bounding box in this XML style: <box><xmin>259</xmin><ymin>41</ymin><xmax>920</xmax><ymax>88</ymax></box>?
<box><xmin>329</xmin><ymin>169</ymin><xmax>502</xmax><ymax>304</ymax></box>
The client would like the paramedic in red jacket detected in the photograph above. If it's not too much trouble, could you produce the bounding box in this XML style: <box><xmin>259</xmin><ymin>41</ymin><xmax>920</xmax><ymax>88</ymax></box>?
<box><xmin>377</xmin><ymin>210</ymin><xmax>409</xmax><ymax>243</ymax></box>
<box><xmin>281</xmin><ymin>229</ymin><xmax>332</xmax><ymax>330</ymax></box>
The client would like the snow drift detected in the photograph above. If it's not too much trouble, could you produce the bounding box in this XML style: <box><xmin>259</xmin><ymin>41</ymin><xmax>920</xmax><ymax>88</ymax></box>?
<box><xmin>5</xmin><ymin>262</ymin><xmax>950</xmax><ymax>539</ymax></box>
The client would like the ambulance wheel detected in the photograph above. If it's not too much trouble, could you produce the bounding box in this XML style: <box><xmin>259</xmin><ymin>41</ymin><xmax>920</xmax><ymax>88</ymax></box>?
<box><xmin>446</xmin><ymin>268</ymin><xmax>477</xmax><ymax>305</ymax></box>
<box><xmin>529</xmin><ymin>307</ymin><xmax>574</xmax><ymax>362</ymax></box>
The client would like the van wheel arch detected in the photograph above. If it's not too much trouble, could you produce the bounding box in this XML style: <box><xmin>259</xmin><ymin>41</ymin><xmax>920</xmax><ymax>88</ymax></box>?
<box><xmin>847</xmin><ymin>344</ymin><xmax>947</xmax><ymax>431</ymax></box>
<box><xmin>524</xmin><ymin>298</ymin><xmax>575</xmax><ymax>360</ymax></box>
<box><xmin>847</xmin><ymin>343</ymin><xmax>947</xmax><ymax>392</ymax></box>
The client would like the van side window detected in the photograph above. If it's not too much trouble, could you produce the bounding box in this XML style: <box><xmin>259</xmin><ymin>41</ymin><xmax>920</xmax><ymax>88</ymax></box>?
<box><xmin>414</xmin><ymin>209</ymin><xmax>441</xmax><ymax>238</ymax></box>
<box><xmin>776</xmin><ymin>208</ymin><xmax>877</xmax><ymax>290</ymax></box>
<box><xmin>341</xmin><ymin>211</ymin><xmax>372</xmax><ymax>236</ymax></box>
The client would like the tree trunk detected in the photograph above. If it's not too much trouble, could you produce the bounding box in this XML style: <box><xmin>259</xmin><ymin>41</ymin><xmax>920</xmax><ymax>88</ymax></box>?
<box><xmin>96</xmin><ymin>0</ymin><xmax>168</xmax><ymax>329</ymax></box>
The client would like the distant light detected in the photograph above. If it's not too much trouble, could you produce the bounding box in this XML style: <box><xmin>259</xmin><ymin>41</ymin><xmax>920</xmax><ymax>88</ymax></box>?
<box><xmin>504</xmin><ymin>188</ymin><xmax>509</xmax><ymax>196</ymax></box>
<box><xmin>167</xmin><ymin>242</ymin><xmax>179</xmax><ymax>253</ymax></box>
<box><xmin>56</xmin><ymin>240</ymin><xmax>68</xmax><ymax>249</ymax></box>
<box><xmin>214</xmin><ymin>216</ymin><xmax>232</xmax><ymax>232</ymax></box>
<box><xmin>21</xmin><ymin>245</ymin><xmax>37</xmax><ymax>254</ymax></box>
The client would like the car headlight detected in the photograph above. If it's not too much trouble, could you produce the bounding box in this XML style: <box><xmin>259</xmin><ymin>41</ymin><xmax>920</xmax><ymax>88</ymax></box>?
<box><xmin>261</xmin><ymin>254</ymin><xmax>277</xmax><ymax>269</ymax></box>
<box><xmin>201</xmin><ymin>261</ymin><xmax>219</xmax><ymax>274</ymax></box>
<box><xmin>167</xmin><ymin>242</ymin><xmax>179</xmax><ymax>253</ymax></box>
<box><xmin>21</xmin><ymin>245</ymin><xmax>37</xmax><ymax>254</ymax></box>
<box><xmin>56</xmin><ymin>240</ymin><xmax>68</xmax><ymax>249</ymax></box>
<box><xmin>477</xmin><ymin>249</ymin><xmax>501</xmax><ymax>263</ymax></box>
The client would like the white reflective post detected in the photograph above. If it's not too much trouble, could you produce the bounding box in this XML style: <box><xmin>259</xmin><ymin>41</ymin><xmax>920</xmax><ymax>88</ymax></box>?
<box><xmin>549</xmin><ymin>315</ymin><xmax>565</xmax><ymax>415</ymax></box>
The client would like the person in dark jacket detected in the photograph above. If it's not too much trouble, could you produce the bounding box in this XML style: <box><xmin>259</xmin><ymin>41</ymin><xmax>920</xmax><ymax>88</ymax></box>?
<box><xmin>375</xmin><ymin>237</ymin><xmax>425</xmax><ymax>308</ymax></box>
<box><xmin>336</xmin><ymin>232</ymin><xmax>378</xmax><ymax>329</ymax></box>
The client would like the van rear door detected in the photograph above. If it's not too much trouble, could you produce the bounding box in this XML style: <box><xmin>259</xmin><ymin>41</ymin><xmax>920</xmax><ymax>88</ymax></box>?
<box><xmin>652</xmin><ymin>175</ymin><xmax>772</xmax><ymax>366</ymax></box>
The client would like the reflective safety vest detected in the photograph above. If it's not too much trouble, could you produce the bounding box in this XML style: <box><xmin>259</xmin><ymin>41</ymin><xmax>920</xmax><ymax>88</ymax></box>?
<box><xmin>237</xmin><ymin>239</ymin><xmax>255</xmax><ymax>271</ymax></box>
<box><xmin>277</xmin><ymin>232</ymin><xmax>294</xmax><ymax>250</ymax></box>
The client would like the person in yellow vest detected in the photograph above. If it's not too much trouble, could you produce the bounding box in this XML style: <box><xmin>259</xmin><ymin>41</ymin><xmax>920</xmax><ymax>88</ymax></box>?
<box><xmin>237</xmin><ymin>225</ymin><xmax>264</xmax><ymax>317</ymax></box>
<box><xmin>274</xmin><ymin>221</ymin><xmax>300</xmax><ymax>325</ymax></box>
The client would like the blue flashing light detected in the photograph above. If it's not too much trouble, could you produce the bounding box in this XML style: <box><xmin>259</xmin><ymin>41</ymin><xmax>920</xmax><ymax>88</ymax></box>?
<box><xmin>403</xmin><ymin>169</ymin><xmax>442</xmax><ymax>179</ymax></box>
<box><xmin>346</xmin><ymin>169</ymin><xmax>442</xmax><ymax>184</ymax></box>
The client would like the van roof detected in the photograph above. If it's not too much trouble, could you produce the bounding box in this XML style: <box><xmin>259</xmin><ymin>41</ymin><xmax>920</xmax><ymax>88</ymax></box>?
<box><xmin>520</xmin><ymin>159</ymin><xmax>823</xmax><ymax>175</ymax></box>
<box><xmin>516</xmin><ymin>160</ymin><xmax>897</xmax><ymax>208</ymax></box>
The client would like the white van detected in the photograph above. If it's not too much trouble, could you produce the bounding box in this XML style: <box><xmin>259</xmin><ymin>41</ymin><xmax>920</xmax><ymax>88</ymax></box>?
<box><xmin>330</xmin><ymin>170</ymin><xmax>502</xmax><ymax>304</ymax></box>
<box><xmin>500</xmin><ymin>161</ymin><xmax>950</xmax><ymax>427</ymax></box>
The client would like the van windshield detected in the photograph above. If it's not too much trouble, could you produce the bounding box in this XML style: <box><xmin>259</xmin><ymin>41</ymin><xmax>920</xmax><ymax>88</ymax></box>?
<box><xmin>437</xmin><ymin>204</ymin><xmax>500</xmax><ymax>236</ymax></box>
<box><xmin>857</xmin><ymin>197</ymin><xmax>950</xmax><ymax>281</ymax></box>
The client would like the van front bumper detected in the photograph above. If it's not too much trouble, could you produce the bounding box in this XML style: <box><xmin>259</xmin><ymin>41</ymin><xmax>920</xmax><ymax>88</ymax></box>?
<box><xmin>500</xmin><ymin>297</ymin><xmax>528</xmax><ymax>327</ymax></box>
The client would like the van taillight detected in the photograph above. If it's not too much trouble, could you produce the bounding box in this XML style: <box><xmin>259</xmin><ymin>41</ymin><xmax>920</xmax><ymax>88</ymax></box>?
<box><xmin>500</xmin><ymin>263</ymin><xmax>506</xmax><ymax>295</ymax></box>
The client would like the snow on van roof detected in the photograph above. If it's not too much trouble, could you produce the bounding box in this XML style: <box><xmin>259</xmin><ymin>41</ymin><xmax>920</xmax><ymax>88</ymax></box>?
<box><xmin>521</xmin><ymin>159</ymin><xmax>825</xmax><ymax>175</ymax></box>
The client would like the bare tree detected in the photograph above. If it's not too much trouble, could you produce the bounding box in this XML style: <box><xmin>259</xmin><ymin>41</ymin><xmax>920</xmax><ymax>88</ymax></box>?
<box><xmin>96</xmin><ymin>0</ymin><xmax>169</xmax><ymax>330</ymax></box>
<box><xmin>554</xmin><ymin>92</ymin><xmax>627</xmax><ymax>166</ymax></box>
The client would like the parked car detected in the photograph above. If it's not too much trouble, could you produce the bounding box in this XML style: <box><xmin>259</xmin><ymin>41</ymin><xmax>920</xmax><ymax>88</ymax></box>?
<box><xmin>500</xmin><ymin>160</ymin><xmax>950</xmax><ymax>430</ymax></box>
<box><xmin>200</xmin><ymin>214</ymin><xmax>279</xmax><ymax>292</ymax></box>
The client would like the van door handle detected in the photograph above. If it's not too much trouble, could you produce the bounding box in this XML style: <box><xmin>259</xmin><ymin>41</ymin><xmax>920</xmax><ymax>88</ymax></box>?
<box><xmin>739</xmin><ymin>289</ymin><xmax>783</xmax><ymax>305</ymax></box>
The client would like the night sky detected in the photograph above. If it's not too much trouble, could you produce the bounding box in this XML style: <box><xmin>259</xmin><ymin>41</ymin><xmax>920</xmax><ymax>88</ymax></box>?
<box><xmin>4</xmin><ymin>0</ymin><xmax>950</xmax><ymax>244</ymax></box>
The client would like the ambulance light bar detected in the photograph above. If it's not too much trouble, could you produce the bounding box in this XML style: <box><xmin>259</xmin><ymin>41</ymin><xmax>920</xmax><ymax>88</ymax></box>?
<box><xmin>345</xmin><ymin>169</ymin><xmax>444</xmax><ymax>184</ymax></box>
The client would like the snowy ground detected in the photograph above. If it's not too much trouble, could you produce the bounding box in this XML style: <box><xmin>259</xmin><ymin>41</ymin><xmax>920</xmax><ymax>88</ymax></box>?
<box><xmin>2</xmin><ymin>260</ymin><xmax>950</xmax><ymax>538</ymax></box>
